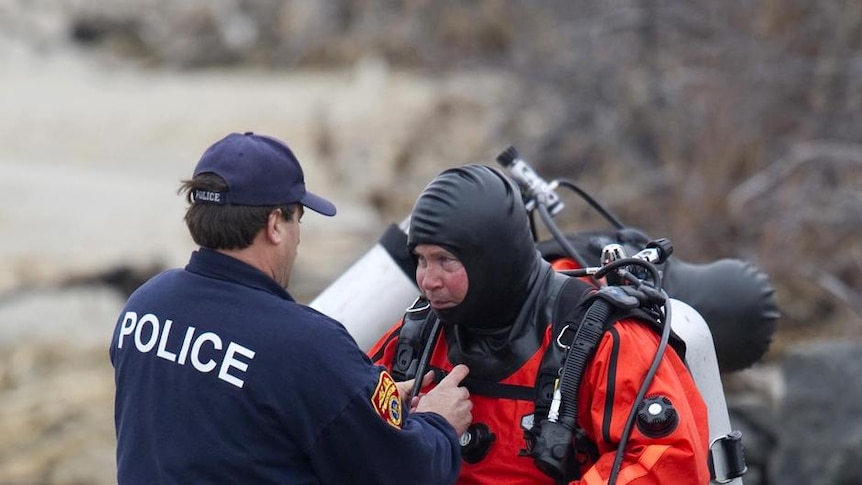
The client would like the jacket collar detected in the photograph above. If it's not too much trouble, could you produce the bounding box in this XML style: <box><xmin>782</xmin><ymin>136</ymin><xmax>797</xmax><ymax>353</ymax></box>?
<box><xmin>185</xmin><ymin>248</ymin><xmax>294</xmax><ymax>302</ymax></box>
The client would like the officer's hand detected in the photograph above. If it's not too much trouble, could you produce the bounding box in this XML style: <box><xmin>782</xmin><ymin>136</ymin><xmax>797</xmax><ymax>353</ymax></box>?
<box><xmin>395</xmin><ymin>371</ymin><xmax>434</xmax><ymax>410</ymax></box>
<box><xmin>415</xmin><ymin>364</ymin><xmax>472</xmax><ymax>436</ymax></box>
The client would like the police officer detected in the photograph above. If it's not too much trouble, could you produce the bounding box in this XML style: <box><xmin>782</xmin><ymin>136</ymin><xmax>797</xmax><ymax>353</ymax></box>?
<box><xmin>110</xmin><ymin>132</ymin><xmax>472</xmax><ymax>484</ymax></box>
<box><xmin>370</xmin><ymin>165</ymin><xmax>711</xmax><ymax>484</ymax></box>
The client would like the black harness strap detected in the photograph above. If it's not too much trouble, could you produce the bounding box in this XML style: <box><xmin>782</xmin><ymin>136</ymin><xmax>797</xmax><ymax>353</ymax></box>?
<box><xmin>419</xmin><ymin>367</ymin><xmax>538</xmax><ymax>401</ymax></box>
<box><xmin>525</xmin><ymin>279</ymin><xmax>602</xmax><ymax>482</ymax></box>
<box><xmin>463</xmin><ymin>377</ymin><xmax>536</xmax><ymax>401</ymax></box>
<box><xmin>369</xmin><ymin>329</ymin><xmax>400</xmax><ymax>363</ymax></box>
<box><xmin>532</xmin><ymin>278</ymin><xmax>592</xmax><ymax>423</ymax></box>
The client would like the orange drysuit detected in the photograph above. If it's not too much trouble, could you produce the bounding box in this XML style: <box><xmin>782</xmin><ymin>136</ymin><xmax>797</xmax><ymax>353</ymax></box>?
<box><xmin>370</xmin><ymin>309</ymin><xmax>711</xmax><ymax>484</ymax></box>
<box><xmin>375</xmin><ymin>164</ymin><xmax>712</xmax><ymax>484</ymax></box>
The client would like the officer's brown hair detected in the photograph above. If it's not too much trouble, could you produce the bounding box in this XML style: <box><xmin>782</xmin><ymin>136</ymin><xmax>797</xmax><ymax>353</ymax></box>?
<box><xmin>179</xmin><ymin>173</ymin><xmax>296</xmax><ymax>250</ymax></box>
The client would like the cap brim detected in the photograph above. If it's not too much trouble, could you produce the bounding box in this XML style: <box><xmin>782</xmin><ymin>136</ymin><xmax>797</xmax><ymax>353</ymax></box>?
<box><xmin>301</xmin><ymin>191</ymin><xmax>337</xmax><ymax>216</ymax></box>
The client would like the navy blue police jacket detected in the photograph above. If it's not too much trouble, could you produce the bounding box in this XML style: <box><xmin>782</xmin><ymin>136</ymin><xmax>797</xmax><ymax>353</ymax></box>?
<box><xmin>110</xmin><ymin>248</ymin><xmax>460</xmax><ymax>484</ymax></box>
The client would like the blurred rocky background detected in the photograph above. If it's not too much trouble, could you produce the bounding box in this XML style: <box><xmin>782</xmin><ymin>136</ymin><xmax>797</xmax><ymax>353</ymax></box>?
<box><xmin>0</xmin><ymin>1</ymin><xmax>860</xmax><ymax>484</ymax></box>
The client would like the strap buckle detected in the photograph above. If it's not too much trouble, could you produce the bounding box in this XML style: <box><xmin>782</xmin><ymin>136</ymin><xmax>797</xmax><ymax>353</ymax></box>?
<box><xmin>708</xmin><ymin>430</ymin><xmax>747</xmax><ymax>483</ymax></box>
<box><xmin>556</xmin><ymin>324</ymin><xmax>573</xmax><ymax>349</ymax></box>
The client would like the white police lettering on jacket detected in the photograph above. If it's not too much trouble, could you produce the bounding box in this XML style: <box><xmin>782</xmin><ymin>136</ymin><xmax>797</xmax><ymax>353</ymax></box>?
<box><xmin>117</xmin><ymin>311</ymin><xmax>255</xmax><ymax>388</ymax></box>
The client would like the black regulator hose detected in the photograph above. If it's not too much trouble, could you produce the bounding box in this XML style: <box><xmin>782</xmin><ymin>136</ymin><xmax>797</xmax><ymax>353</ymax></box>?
<box><xmin>532</xmin><ymin>296</ymin><xmax>614</xmax><ymax>481</ymax></box>
<box><xmin>607</xmin><ymin>288</ymin><xmax>671</xmax><ymax>485</ymax></box>
<box><xmin>536</xmin><ymin>203</ymin><xmax>591</xmax><ymax>273</ymax></box>
<box><xmin>555</xmin><ymin>179</ymin><xmax>626</xmax><ymax>230</ymax></box>
<box><xmin>594</xmin><ymin>257</ymin><xmax>663</xmax><ymax>287</ymax></box>
<box><xmin>557</xmin><ymin>300</ymin><xmax>613</xmax><ymax>427</ymax></box>
<box><xmin>534</xmin><ymin>255</ymin><xmax>664</xmax><ymax>483</ymax></box>
<box><xmin>409</xmin><ymin>315</ymin><xmax>442</xmax><ymax>403</ymax></box>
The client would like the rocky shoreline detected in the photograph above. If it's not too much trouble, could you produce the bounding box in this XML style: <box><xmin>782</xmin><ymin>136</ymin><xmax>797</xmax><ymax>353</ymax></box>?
<box><xmin>2</xmin><ymin>1</ymin><xmax>861</xmax><ymax>483</ymax></box>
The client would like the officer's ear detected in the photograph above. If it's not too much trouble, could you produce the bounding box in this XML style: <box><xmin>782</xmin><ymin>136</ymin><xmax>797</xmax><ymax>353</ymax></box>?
<box><xmin>265</xmin><ymin>209</ymin><xmax>284</xmax><ymax>244</ymax></box>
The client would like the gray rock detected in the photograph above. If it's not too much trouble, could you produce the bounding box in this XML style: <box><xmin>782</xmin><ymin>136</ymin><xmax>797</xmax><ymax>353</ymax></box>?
<box><xmin>770</xmin><ymin>341</ymin><xmax>862</xmax><ymax>485</ymax></box>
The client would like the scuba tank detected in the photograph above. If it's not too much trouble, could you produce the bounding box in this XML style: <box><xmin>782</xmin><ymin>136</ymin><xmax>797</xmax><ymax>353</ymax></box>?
<box><xmin>310</xmin><ymin>218</ymin><xmax>417</xmax><ymax>351</ymax></box>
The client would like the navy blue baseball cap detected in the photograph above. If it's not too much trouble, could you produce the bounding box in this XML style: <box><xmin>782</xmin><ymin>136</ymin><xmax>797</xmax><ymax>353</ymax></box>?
<box><xmin>192</xmin><ymin>132</ymin><xmax>336</xmax><ymax>216</ymax></box>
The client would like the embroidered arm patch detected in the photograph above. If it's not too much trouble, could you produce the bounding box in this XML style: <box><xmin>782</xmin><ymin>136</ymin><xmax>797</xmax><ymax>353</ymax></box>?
<box><xmin>371</xmin><ymin>370</ymin><xmax>403</xmax><ymax>428</ymax></box>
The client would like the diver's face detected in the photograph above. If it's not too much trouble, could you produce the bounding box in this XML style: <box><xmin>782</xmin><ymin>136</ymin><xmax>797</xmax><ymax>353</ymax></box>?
<box><xmin>414</xmin><ymin>244</ymin><xmax>469</xmax><ymax>310</ymax></box>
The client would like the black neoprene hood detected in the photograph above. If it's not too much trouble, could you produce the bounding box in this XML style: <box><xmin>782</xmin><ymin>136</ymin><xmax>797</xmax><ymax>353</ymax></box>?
<box><xmin>408</xmin><ymin>164</ymin><xmax>537</xmax><ymax>330</ymax></box>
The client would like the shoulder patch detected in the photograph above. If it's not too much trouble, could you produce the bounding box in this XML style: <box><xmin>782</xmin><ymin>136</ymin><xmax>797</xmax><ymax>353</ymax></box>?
<box><xmin>371</xmin><ymin>370</ymin><xmax>403</xmax><ymax>429</ymax></box>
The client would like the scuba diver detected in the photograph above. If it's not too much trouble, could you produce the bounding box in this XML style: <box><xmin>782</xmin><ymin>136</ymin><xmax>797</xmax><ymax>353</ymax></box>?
<box><xmin>368</xmin><ymin>164</ymin><xmax>712</xmax><ymax>484</ymax></box>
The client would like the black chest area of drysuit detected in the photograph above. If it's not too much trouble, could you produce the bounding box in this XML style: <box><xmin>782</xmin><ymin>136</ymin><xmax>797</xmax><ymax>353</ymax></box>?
<box><xmin>443</xmin><ymin>262</ymin><xmax>565</xmax><ymax>382</ymax></box>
